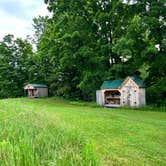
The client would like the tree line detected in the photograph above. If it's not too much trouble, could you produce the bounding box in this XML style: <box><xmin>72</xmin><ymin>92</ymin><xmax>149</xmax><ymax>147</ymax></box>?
<box><xmin>0</xmin><ymin>0</ymin><xmax>165</xmax><ymax>105</ymax></box>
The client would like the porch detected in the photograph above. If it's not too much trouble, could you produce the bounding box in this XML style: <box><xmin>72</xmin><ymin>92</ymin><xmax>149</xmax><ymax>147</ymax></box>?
<box><xmin>104</xmin><ymin>90</ymin><xmax>121</xmax><ymax>107</ymax></box>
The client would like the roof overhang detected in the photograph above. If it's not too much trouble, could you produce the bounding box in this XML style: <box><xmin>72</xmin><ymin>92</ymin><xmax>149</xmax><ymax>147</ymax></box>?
<box><xmin>24</xmin><ymin>84</ymin><xmax>48</xmax><ymax>89</ymax></box>
<box><xmin>119</xmin><ymin>76</ymin><xmax>139</xmax><ymax>89</ymax></box>
<box><xmin>101</xmin><ymin>76</ymin><xmax>145</xmax><ymax>90</ymax></box>
<box><xmin>101</xmin><ymin>88</ymin><xmax>120</xmax><ymax>91</ymax></box>
<box><xmin>24</xmin><ymin>84</ymin><xmax>35</xmax><ymax>90</ymax></box>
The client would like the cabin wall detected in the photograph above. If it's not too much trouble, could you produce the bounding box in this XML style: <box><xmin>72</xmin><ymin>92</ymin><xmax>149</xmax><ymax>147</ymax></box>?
<box><xmin>96</xmin><ymin>90</ymin><xmax>104</xmax><ymax>106</ymax></box>
<box><xmin>139</xmin><ymin>88</ymin><xmax>146</xmax><ymax>106</ymax></box>
<box><xmin>37</xmin><ymin>88</ymin><xmax>48</xmax><ymax>97</ymax></box>
<box><xmin>120</xmin><ymin>78</ymin><xmax>140</xmax><ymax>107</ymax></box>
<box><xmin>120</xmin><ymin>87</ymin><xmax>139</xmax><ymax>107</ymax></box>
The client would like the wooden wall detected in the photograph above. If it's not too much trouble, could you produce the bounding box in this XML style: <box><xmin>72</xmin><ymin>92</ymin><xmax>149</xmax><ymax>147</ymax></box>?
<box><xmin>37</xmin><ymin>88</ymin><xmax>48</xmax><ymax>97</ymax></box>
<box><xmin>96</xmin><ymin>90</ymin><xmax>104</xmax><ymax>106</ymax></box>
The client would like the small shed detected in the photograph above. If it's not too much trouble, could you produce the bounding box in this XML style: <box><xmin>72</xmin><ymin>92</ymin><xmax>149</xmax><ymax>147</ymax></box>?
<box><xmin>24</xmin><ymin>84</ymin><xmax>48</xmax><ymax>98</ymax></box>
<box><xmin>96</xmin><ymin>76</ymin><xmax>146</xmax><ymax>107</ymax></box>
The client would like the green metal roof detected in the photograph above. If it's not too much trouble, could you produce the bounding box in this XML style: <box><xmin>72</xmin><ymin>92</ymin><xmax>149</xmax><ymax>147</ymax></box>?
<box><xmin>101</xmin><ymin>79</ymin><xmax>124</xmax><ymax>89</ymax></box>
<box><xmin>100</xmin><ymin>76</ymin><xmax>145</xmax><ymax>89</ymax></box>
<box><xmin>130</xmin><ymin>76</ymin><xmax>145</xmax><ymax>88</ymax></box>
<box><xmin>29</xmin><ymin>84</ymin><xmax>47</xmax><ymax>88</ymax></box>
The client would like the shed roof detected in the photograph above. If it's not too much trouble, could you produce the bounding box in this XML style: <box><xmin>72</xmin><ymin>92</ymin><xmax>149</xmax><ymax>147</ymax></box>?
<box><xmin>129</xmin><ymin>76</ymin><xmax>145</xmax><ymax>88</ymax></box>
<box><xmin>25</xmin><ymin>84</ymin><xmax>47</xmax><ymax>89</ymax></box>
<box><xmin>100</xmin><ymin>76</ymin><xmax>145</xmax><ymax>89</ymax></box>
<box><xmin>30</xmin><ymin>84</ymin><xmax>47</xmax><ymax>88</ymax></box>
<box><xmin>101</xmin><ymin>79</ymin><xmax>124</xmax><ymax>89</ymax></box>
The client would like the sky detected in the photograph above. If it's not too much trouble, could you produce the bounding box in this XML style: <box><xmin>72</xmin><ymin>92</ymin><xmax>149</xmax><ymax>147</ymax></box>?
<box><xmin>0</xmin><ymin>0</ymin><xmax>51</xmax><ymax>40</ymax></box>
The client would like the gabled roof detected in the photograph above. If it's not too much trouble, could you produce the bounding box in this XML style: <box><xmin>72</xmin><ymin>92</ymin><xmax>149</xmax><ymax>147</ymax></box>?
<box><xmin>24</xmin><ymin>84</ymin><xmax>47</xmax><ymax>89</ymax></box>
<box><xmin>101</xmin><ymin>79</ymin><xmax>124</xmax><ymax>89</ymax></box>
<box><xmin>129</xmin><ymin>76</ymin><xmax>145</xmax><ymax>88</ymax></box>
<box><xmin>100</xmin><ymin>76</ymin><xmax>145</xmax><ymax>89</ymax></box>
<box><xmin>30</xmin><ymin>84</ymin><xmax>48</xmax><ymax>88</ymax></box>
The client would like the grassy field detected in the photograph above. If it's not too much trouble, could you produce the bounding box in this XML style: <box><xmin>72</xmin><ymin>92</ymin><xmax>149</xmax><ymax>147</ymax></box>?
<box><xmin>0</xmin><ymin>98</ymin><xmax>166</xmax><ymax>166</ymax></box>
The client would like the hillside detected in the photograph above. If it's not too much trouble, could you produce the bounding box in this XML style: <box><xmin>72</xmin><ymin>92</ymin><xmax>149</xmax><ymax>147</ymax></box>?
<box><xmin>0</xmin><ymin>98</ymin><xmax>166</xmax><ymax>166</ymax></box>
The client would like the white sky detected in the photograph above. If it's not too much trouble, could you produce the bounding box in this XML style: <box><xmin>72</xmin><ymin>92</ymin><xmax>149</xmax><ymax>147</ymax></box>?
<box><xmin>0</xmin><ymin>0</ymin><xmax>51</xmax><ymax>40</ymax></box>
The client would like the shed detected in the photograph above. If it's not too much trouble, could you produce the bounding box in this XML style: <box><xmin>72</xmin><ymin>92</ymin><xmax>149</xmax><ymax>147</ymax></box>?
<box><xmin>96</xmin><ymin>76</ymin><xmax>146</xmax><ymax>107</ymax></box>
<box><xmin>24</xmin><ymin>84</ymin><xmax>48</xmax><ymax>98</ymax></box>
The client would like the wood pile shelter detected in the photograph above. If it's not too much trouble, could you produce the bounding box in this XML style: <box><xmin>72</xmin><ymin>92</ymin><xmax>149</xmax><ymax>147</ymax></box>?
<box><xmin>96</xmin><ymin>76</ymin><xmax>146</xmax><ymax>107</ymax></box>
<box><xmin>24</xmin><ymin>84</ymin><xmax>48</xmax><ymax>98</ymax></box>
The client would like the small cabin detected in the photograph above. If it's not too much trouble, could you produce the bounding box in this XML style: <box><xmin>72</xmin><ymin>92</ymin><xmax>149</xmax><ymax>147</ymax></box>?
<box><xmin>96</xmin><ymin>76</ymin><xmax>146</xmax><ymax>107</ymax></box>
<box><xmin>24</xmin><ymin>84</ymin><xmax>48</xmax><ymax>98</ymax></box>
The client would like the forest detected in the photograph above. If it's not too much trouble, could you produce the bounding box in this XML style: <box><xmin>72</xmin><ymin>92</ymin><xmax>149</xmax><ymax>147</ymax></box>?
<box><xmin>0</xmin><ymin>0</ymin><xmax>165</xmax><ymax>105</ymax></box>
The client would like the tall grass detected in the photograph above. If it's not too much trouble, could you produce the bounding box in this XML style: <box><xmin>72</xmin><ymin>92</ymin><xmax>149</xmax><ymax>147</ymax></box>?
<box><xmin>0</xmin><ymin>106</ymin><xmax>99</xmax><ymax>166</ymax></box>
<box><xmin>0</xmin><ymin>98</ymin><xmax>166</xmax><ymax>166</ymax></box>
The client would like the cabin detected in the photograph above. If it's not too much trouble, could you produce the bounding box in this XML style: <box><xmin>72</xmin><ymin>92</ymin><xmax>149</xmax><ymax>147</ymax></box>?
<box><xmin>96</xmin><ymin>76</ymin><xmax>146</xmax><ymax>107</ymax></box>
<box><xmin>24</xmin><ymin>84</ymin><xmax>48</xmax><ymax>98</ymax></box>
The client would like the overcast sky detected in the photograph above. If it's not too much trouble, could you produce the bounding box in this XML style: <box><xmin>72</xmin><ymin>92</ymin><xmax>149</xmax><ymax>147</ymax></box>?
<box><xmin>0</xmin><ymin>0</ymin><xmax>50</xmax><ymax>40</ymax></box>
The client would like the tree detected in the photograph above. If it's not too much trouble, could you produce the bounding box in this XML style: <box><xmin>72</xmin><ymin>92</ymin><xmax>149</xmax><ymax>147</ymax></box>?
<box><xmin>112</xmin><ymin>0</ymin><xmax>166</xmax><ymax>105</ymax></box>
<box><xmin>35</xmin><ymin>0</ymin><xmax>129</xmax><ymax>100</ymax></box>
<box><xmin>0</xmin><ymin>35</ymin><xmax>33</xmax><ymax>98</ymax></box>
<box><xmin>30</xmin><ymin>0</ymin><xmax>166</xmax><ymax>104</ymax></box>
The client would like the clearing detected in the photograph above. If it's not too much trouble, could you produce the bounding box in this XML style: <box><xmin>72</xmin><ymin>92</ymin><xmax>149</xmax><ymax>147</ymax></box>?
<box><xmin>0</xmin><ymin>98</ymin><xmax>166</xmax><ymax>166</ymax></box>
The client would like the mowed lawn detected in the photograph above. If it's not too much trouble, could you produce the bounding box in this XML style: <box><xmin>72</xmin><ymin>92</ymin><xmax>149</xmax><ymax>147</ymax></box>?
<box><xmin>0</xmin><ymin>98</ymin><xmax>166</xmax><ymax>166</ymax></box>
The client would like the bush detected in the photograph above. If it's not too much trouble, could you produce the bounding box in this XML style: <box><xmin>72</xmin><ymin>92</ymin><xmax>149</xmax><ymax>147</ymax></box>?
<box><xmin>146</xmin><ymin>77</ymin><xmax>166</xmax><ymax>106</ymax></box>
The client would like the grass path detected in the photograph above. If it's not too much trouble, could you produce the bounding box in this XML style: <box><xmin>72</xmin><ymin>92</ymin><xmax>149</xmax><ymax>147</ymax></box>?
<box><xmin>0</xmin><ymin>98</ymin><xmax>166</xmax><ymax>166</ymax></box>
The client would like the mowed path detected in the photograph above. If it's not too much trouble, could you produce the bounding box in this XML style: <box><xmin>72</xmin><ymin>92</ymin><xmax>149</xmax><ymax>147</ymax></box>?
<box><xmin>0</xmin><ymin>98</ymin><xmax>166</xmax><ymax>166</ymax></box>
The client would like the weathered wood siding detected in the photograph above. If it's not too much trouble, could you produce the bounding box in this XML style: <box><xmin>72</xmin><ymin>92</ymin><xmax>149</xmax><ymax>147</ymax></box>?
<box><xmin>96</xmin><ymin>90</ymin><xmax>104</xmax><ymax>106</ymax></box>
<box><xmin>37</xmin><ymin>88</ymin><xmax>48</xmax><ymax>97</ymax></box>
<box><xmin>139</xmin><ymin>88</ymin><xmax>146</xmax><ymax>106</ymax></box>
<box><xmin>120</xmin><ymin>78</ymin><xmax>139</xmax><ymax>107</ymax></box>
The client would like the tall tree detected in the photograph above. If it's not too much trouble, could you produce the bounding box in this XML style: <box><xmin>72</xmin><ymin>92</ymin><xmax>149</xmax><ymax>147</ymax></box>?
<box><xmin>0</xmin><ymin>35</ymin><xmax>33</xmax><ymax>98</ymax></box>
<box><xmin>38</xmin><ymin>0</ymin><xmax>129</xmax><ymax>100</ymax></box>
<box><xmin>33</xmin><ymin>0</ymin><xmax>165</xmax><ymax>104</ymax></box>
<box><xmin>112</xmin><ymin>0</ymin><xmax>166</xmax><ymax>104</ymax></box>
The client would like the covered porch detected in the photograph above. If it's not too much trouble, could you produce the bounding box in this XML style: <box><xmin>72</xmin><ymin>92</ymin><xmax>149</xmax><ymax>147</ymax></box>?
<box><xmin>25</xmin><ymin>88</ymin><xmax>38</xmax><ymax>98</ymax></box>
<box><xmin>104</xmin><ymin>89</ymin><xmax>121</xmax><ymax>107</ymax></box>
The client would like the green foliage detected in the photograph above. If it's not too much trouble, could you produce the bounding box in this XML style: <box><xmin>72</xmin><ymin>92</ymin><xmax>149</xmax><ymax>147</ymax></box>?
<box><xmin>35</xmin><ymin>0</ymin><xmax>130</xmax><ymax>101</ymax></box>
<box><xmin>0</xmin><ymin>35</ymin><xmax>33</xmax><ymax>98</ymax></box>
<box><xmin>147</xmin><ymin>76</ymin><xmax>166</xmax><ymax>106</ymax></box>
<box><xmin>111</xmin><ymin>1</ymin><xmax>166</xmax><ymax>105</ymax></box>
<box><xmin>0</xmin><ymin>0</ymin><xmax>165</xmax><ymax>105</ymax></box>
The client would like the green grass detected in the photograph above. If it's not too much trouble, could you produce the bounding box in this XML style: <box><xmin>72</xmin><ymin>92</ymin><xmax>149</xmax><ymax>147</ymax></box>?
<box><xmin>0</xmin><ymin>98</ymin><xmax>166</xmax><ymax>166</ymax></box>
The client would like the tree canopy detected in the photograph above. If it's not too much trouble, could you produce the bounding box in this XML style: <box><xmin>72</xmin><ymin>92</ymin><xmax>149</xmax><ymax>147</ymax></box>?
<box><xmin>0</xmin><ymin>0</ymin><xmax>165</xmax><ymax>105</ymax></box>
